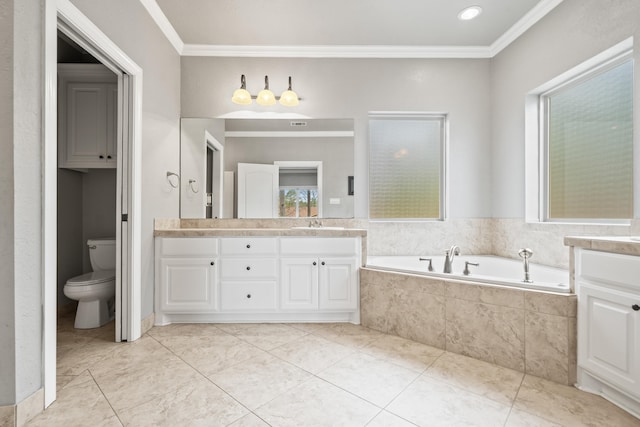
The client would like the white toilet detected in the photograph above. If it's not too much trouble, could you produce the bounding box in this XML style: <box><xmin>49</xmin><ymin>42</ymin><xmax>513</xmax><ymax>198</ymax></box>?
<box><xmin>64</xmin><ymin>238</ymin><xmax>116</xmax><ymax>329</ymax></box>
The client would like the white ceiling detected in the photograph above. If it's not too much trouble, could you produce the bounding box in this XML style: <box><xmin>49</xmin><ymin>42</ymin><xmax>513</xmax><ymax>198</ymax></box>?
<box><xmin>145</xmin><ymin>0</ymin><xmax>564</xmax><ymax>58</ymax></box>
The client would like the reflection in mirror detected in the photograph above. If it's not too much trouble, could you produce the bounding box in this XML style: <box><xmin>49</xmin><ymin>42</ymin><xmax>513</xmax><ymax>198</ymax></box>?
<box><xmin>180</xmin><ymin>117</ymin><xmax>354</xmax><ymax>219</ymax></box>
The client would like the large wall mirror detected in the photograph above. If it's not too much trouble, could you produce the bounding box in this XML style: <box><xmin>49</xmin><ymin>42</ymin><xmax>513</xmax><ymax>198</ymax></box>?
<box><xmin>180</xmin><ymin>117</ymin><xmax>355</xmax><ymax>219</ymax></box>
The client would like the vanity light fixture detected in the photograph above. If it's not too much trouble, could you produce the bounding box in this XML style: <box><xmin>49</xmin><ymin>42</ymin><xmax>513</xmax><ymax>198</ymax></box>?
<box><xmin>231</xmin><ymin>75</ymin><xmax>301</xmax><ymax>106</ymax></box>
<box><xmin>458</xmin><ymin>5</ymin><xmax>482</xmax><ymax>21</ymax></box>
<box><xmin>256</xmin><ymin>75</ymin><xmax>276</xmax><ymax>106</ymax></box>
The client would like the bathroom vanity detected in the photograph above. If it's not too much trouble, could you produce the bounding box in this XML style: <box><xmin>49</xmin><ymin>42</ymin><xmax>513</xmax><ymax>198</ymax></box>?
<box><xmin>154</xmin><ymin>222</ymin><xmax>366</xmax><ymax>325</ymax></box>
<box><xmin>566</xmin><ymin>236</ymin><xmax>640</xmax><ymax>418</ymax></box>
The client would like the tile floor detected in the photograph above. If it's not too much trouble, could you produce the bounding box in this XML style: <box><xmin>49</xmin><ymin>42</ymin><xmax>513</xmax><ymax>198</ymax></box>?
<box><xmin>28</xmin><ymin>312</ymin><xmax>640</xmax><ymax>426</ymax></box>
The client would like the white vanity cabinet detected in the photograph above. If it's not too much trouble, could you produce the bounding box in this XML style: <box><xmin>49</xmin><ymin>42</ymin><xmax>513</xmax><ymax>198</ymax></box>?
<box><xmin>281</xmin><ymin>238</ymin><xmax>359</xmax><ymax>311</ymax></box>
<box><xmin>576</xmin><ymin>249</ymin><xmax>640</xmax><ymax>416</ymax></box>
<box><xmin>58</xmin><ymin>64</ymin><xmax>118</xmax><ymax>169</ymax></box>
<box><xmin>219</xmin><ymin>237</ymin><xmax>279</xmax><ymax>311</ymax></box>
<box><xmin>155</xmin><ymin>238</ymin><xmax>219</xmax><ymax>322</ymax></box>
<box><xmin>154</xmin><ymin>233</ymin><xmax>362</xmax><ymax>325</ymax></box>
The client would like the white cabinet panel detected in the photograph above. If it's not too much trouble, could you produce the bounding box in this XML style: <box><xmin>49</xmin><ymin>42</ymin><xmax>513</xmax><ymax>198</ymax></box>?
<box><xmin>220</xmin><ymin>237</ymin><xmax>278</xmax><ymax>255</ymax></box>
<box><xmin>281</xmin><ymin>237</ymin><xmax>358</xmax><ymax>255</ymax></box>
<box><xmin>159</xmin><ymin>258</ymin><xmax>217</xmax><ymax>312</ymax></box>
<box><xmin>220</xmin><ymin>258</ymin><xmax>278</xmax><ymax>279</ymax></box>
<box><xmin>281</xmin><ymin>258</ymin><xmax>319</xmax><ymax>310</ymax></box>
<box><xmin>319</xmin><ymin>258</ymin><xmax>358</xmax><ymax>310</ymax></box>
<box><xmin>160</xmin><ymin>237</ymin><xmax>218</xmax><ymax>257</ymax></box>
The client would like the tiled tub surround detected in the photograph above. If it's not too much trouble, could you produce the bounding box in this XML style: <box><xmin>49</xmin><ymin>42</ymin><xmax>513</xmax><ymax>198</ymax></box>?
<box><xmin>360</xmin><ymin>268</ymin><xmax>577</xmax><ymax>386</ymax></box>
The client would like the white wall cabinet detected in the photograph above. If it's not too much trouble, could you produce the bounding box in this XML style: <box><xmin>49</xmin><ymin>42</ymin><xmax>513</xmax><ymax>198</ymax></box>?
<box><xmin>155</xmin><ymin>235</ymin><xmax>361</xmax><ymax>324</ymax></box>
<box><xmin>576</xmin><ymin>249</ymin><xmax>640</xmax><ymax>417</ymax></box>
<box><xmin>58</xmin><ymin>64</ymin><xmax>117</xmax><ymax>169</ymax></box>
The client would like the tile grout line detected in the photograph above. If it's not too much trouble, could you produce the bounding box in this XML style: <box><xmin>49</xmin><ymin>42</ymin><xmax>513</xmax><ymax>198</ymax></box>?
<box><xmin>87</xmin><ymin>369</ymin><xmax>125</xmax><ymax>427</ymax></box>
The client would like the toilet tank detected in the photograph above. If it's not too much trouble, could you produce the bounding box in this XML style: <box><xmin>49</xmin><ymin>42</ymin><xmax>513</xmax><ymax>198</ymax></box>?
<box><xmin>87</xmin><ymin>238</ymin><xmax>116</xmax><ymax>271</ymax></box>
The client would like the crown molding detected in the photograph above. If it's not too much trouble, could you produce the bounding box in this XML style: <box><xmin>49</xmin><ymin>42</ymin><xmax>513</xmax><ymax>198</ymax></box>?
<box><xmin>139</xmin><ymin>0</ymin><xmax>184</xmax><ymax>54</ymax></box>
<box><xmin>490</xmin><ymin>0</ymin><xmax>565</xmax><ymax>56</ymax></box>
<box><xmin>142</xmin><ymin>0</ymin><xmax>564</xmax><ymax>59</ymax></box>
<box><xmin>182</xmin><ymin>44</ymin><xmax>493</xmax><ymax>58</ymax></box>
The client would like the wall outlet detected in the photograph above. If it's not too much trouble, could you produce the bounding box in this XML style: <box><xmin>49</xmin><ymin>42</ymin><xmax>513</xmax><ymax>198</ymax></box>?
<box><xmin>329</xmin><ymin>198</ymin><xmax>341</xmax><ymax>205</ymax></box>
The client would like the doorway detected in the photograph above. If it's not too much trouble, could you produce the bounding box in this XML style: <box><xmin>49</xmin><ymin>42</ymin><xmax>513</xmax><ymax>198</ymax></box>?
<box><xmin>44</xmin><ymin>0</ymin><xmax>143</xmax><ymax>407</ymax></box>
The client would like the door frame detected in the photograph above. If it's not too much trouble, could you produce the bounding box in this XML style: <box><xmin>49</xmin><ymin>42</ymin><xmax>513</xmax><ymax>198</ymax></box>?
<box><xmin>205</xmin><ymin>130</ymin><xmax>224</xmax><ymax>218</ymax></box>
<box><xmin>43</xmin><ymin>0</ymin><xmax>143</xmax><ymax>407</ymax></box>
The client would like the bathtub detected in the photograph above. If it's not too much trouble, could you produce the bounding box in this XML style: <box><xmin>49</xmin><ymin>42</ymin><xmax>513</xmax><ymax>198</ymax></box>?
<box><xmin>366</xmin><ymin>255</ymin><xmax>570</xmax><ymax>293</ymax></box>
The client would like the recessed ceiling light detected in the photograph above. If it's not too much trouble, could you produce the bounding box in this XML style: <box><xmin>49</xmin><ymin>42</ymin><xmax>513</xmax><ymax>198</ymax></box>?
<box><xmin>458</xmin><ymin>5</ymin><xmax>483</xmax><ymax>21</ymax></box>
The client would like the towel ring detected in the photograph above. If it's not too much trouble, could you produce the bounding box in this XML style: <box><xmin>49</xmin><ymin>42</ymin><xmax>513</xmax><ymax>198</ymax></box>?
<box><xmin>188</xmin><ymin>179</ymin><xmax>199</xmax><ymax>193</ymax></box>
<box><xmin>166</xmin><ymin>171</ymin><xmax>179</xmax><ymax>188</ymax></box>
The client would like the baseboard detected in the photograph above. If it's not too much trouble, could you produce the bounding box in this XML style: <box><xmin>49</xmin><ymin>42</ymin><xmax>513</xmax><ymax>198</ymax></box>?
<box><xmin>141</xmin><ymin>312</ymin><xmax>155</xmax><ymax>335</ymax></box>
<box><xmin>0</xmin><ymin>388</ymin><xmax>44</xmax><ymax>427</ymax></box>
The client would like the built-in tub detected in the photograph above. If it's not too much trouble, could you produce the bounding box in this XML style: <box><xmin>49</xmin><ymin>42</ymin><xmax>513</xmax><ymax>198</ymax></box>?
<box><xmin>366</xmin><ymin>255</ymin><xmax>570</xmax><ymax>293</ymax></box>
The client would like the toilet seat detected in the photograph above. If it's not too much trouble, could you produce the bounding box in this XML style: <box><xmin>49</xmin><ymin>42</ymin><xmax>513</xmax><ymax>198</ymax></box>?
<box><xmin>66</xmin><ymin>269</ymin><xmax>115</xmax><ymax>286</ymax></box>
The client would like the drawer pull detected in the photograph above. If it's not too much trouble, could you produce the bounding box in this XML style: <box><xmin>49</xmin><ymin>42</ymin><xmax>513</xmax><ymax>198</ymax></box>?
<box><xmin>210</xmin><ymin>261</ymin><xmax>215</xmax><ymax>266</ymax></box>
<box><xmin>633</xmin><ymin>304</ymin><xmax>640</xmax><ymax>311</ymax></box>
<box><xmin>313</xmin><ymin>261</ymin><xmax>317</xmax><ymax>266</ymax></box>
<box><xmin>246</xmin><ymin>266</ymin><xmax>251</xmax><ymax>271</ymax></box>
<box><xmin>246</xmin><ymin>244</ymin><xmax>251</xmax><ymax>249</ymax></box>
<box><xmin>246</xmin><ymin>294</ymin><xmax>252</xmax><ymax>299</ymax></box>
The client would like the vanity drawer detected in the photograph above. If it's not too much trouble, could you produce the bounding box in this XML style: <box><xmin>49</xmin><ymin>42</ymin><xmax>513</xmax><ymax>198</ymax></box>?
<box><xmin>220</xmin><ymin>281</ymin><xmax>277</xmax><ymax>311</ymax></box>
<box><xmin>220</xmin><ymin>238</ymin><xmax>278</xmax><ymax>255</ymax></box>
<box><xmin>160</xmin><ymin>237</ymin><xmax>218</xmax><ymax>257</ymax></box>
<box><xmin>280</xmin><ymin>237</ymin><xmax>358</xmax><ymax>256</ymax></box>
<box><xmin>220</xmin><ymin>258</ymin><xmax>278</xmax><ymax>279</ymax></box>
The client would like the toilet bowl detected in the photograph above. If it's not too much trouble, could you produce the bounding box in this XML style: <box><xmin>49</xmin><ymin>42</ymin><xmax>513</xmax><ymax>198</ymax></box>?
<box><xmin>64</xmin><ymin>238</ymin><xmax>116</xmax><ymax>329</ymax></box>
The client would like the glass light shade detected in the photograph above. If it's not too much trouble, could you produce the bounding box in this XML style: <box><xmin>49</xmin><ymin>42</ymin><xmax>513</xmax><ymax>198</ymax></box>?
<box><xmin>256</xmin><ymin>89</ymin><xmax>276</xmax><ymax>105</ymax></box>
<box><xmin>279</xmin><ymin>89</ymin><xmax>299</xmax><ymax>106</ymax></box>
<box><xmin>232</xmin><ymin>88</ymin><xmax>252</xmax><ymax>105</ymax></box>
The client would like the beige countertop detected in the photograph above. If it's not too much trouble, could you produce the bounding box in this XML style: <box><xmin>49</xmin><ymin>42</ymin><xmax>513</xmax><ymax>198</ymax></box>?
<box><xmin>154</xmin><ymin>227</ymin><xmax>367</xmax><ymax>238</ymax></box>
<box><xmin>564</xmin><ymin>235</ymin><xmax>640</xmax><ymax>257</ymax></box>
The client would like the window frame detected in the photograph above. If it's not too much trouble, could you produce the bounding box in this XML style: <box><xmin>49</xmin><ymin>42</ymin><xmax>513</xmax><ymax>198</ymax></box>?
<box><xmin>525</xmin><ymin>38</ymin><xmax>634</xmax><ymax>225</ymax></box>
<box><xmin>367</xmin><ymin>111</ymin><xmax>449</xmax><ymax>222</ymax></box>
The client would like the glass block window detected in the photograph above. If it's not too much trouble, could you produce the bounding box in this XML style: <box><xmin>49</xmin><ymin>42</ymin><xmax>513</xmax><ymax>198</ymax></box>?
<box><xmin>369</xmin><ymin>113</ymin><xmax>446</xmax><ymax>219</ymax></box>
<box><xmin>543</xmin><ymin>57</ymin><xmax>633</xmax><ymax>221</ymax></box>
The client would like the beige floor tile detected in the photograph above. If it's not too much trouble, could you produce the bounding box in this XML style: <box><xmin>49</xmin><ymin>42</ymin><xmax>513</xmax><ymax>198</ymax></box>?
<box><xmin>514</xmin><ymin>375</ymin><xmax>640</xmax><ymax>427</ymax></box>
<box><xmin>386</xmin><ymin>376</ymin><xmax>511</xmax><ymax>427</ymax></box>
<box><xmin>146</xmin><ymin>322</ymin><xmax>227</xmax><ymax>338</ymax></box>
<box><xmin>91</xmin><ymin>354</ymin><xmax>204</xmax><ymax>413</ymax></box>
<box><xmin>255</xmin><ymin>377</ymin><xmax>379</xmax><ymax>427</ymax></box>
<box><xmin>366</xmin><ymin>411</ymin><xmax>418</xmax><ymax>427</ymax></box>
<box><xmin>209</xmin><ymin>351</ymin><xmax>312</xmax><ymax>410</ymax></box>
<box><xmin>310</xmin><ymin>323</ymin><xmax>385</xmax><ymax>348</ymax></box>
<box><xmin>216</xmin><ymin>323</ymin><xmax>308</xmax><ymax>350</ymax></box>
<box><xmin>270</xmin><ymin>334</ymin><xmax>355</xmax><ymax>374</ymax></box>
<box><xmin>57</xmin><ymin>336</ymin><xmax>120</xmax><ymax>376</ymax></box>
<box><xmin>26</xmin><ymin>371</ymin><xmax>121</xmax><ymax>427</ymax></box>
<box><xmin>152</xmin><ymin>333</ymin><xmax>267</xmax><ymax>376</ymax></box>
<box><xmin>318</xmin><ymin>352</ymin><xmax>420</xmax><ymax>407</ymax></box>
<box><xmin>423</xmin><ymin>351</ymin><xmax>524</xmax><ymax>405</ymax></box>
<box><xmin>359</xmin><ymin>334</ymin><xmax>443</xmax><ymax>372</ymax></box>
<box><xmin>505</xmin><ymin>408</ymin><xmax>562</xmax><ymax>427</ymax></box>
<box><xmin>117</xmin><ymin>376</ymin><xmax>248</xmax><ymax>426</ymax></box>
<box><xmin>57</xmin><ymin>375</ymin><xmax>78</xmax><ymax>392</ymax></box>
<box><xmin>228</xmin><ymin>413</ymin><xmax>271</xmax><ymax>426</ymax></box>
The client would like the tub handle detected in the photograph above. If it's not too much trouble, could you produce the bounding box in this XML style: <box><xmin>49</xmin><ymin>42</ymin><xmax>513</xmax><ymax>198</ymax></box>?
<box><xmin>419</xmin><ymin>257</ymin><xmax>434</xmax><ymax>272</ymax></box>
<box><xmin>463</xmin><ymin>261</ymin><xmax>479</xmax><ymax>276</ymax></box>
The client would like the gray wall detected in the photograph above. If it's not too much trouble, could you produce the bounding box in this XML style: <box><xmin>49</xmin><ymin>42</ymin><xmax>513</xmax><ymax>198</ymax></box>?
<box><xmin>181</xmin><ymin>57</ymin><xmax>493</xmax><ymax>219</ymax></box>
<box><xmin>0</xmin><ymin>0</ymin><xmax>44</xmax><ymax>406</ymax></box>
<box><xmin>70</xmin><ymin>0</ymin><xmax>182</xmax><ymax>318</ymax></box>
<box><xmin>57</xmin><ymin>170</ymin><xmax>83</xmax><ymax>307</ymax></box>
<box><xmin>490</xmin><ymin>0</ymin><xmax>640</xmax><ymax>218</ymax></box>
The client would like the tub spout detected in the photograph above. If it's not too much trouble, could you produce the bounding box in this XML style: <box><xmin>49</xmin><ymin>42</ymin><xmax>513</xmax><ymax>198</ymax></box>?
<box><xmin>443</xmin><ymin>245</ymin><xmax>460</xmax><ymax>273</ymax></box>
<box><xmin>518</xmin><ymin>248</ymin><xmax>533</xmax><ymax>283</ymax></box>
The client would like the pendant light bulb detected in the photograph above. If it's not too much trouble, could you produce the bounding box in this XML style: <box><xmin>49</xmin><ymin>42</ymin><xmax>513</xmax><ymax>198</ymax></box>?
<box><xmin>279</xmin><ymin>76</ymin><xmax>299</xmax><ymax>107</ymax></box>
<box><xmin>256</xmin><ymin>75</ymin><xmax>276</xmax><ymax>106</ymax></box>
<box><xmin>231</xmin><ymin>74</ymin><xmax>252</xmax><ymax>105</ymax></box>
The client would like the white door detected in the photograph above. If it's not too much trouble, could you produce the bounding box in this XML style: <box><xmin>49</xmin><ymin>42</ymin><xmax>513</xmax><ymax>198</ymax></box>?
<box><xmin>237</xmin><ymin>163</ymin><xmax>279</xmax><ymax>218</ymax></box>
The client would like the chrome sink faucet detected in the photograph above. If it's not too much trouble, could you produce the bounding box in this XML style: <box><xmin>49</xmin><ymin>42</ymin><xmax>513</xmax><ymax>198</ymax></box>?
<box><xmin>443</xmin><ymin>245</ymin><xmax>460</xmax><ymax>273</ymax></box>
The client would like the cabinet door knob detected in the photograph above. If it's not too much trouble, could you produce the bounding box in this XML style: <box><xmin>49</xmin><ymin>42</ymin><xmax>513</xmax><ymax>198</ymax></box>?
<box><xmin>246</xmin><ymin>294</ymin><xmax>252</xmax><ymax>299</ymax></box>
<box><xmin>99</xmin><ymin>155</ymin><xmax>104</xmax><ymax>159</ymax></box>
<box><xmin>107</xmin><ymin>155</ymin><xmax>112</xmax><ymax>159</ymax></box>
<box><xmin>246</xmin><ymin>244</ymin><xmax>251</xmax><ymax>249</ymax></box>
<box><xmin>313</xmin><ymin>261</ymin><xmax>317</xmax><ymax>266</ymax></box>
<box><xmin>246</xmin><ymin>266</ymin><xmax>251</xmax><ymax>271</ymax></box>
<box><xmin>210</xmin><ymin>261</ymin><xmax>215</xmax><ymax>266</ymax></box>
<box><xmin>321</xmin><ymin>261</ymin><xmax>326</xmax><ymax>266</ymax></box>
<box><xmin>633</xmin><ymin>304</ymin><xmax>640</xmax><ymax>311</ymax></box>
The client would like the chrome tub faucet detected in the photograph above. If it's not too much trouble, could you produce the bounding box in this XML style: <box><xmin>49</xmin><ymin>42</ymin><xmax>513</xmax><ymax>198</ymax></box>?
<box><xmin>518</xmin><ymin>248</ymin><xmax>533</xmax><ymax>283</ymax></box>
<box><xmin>443</xmin><ymin>245</ymin><xmax>460</xmax><ymax>273</ymax></box>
